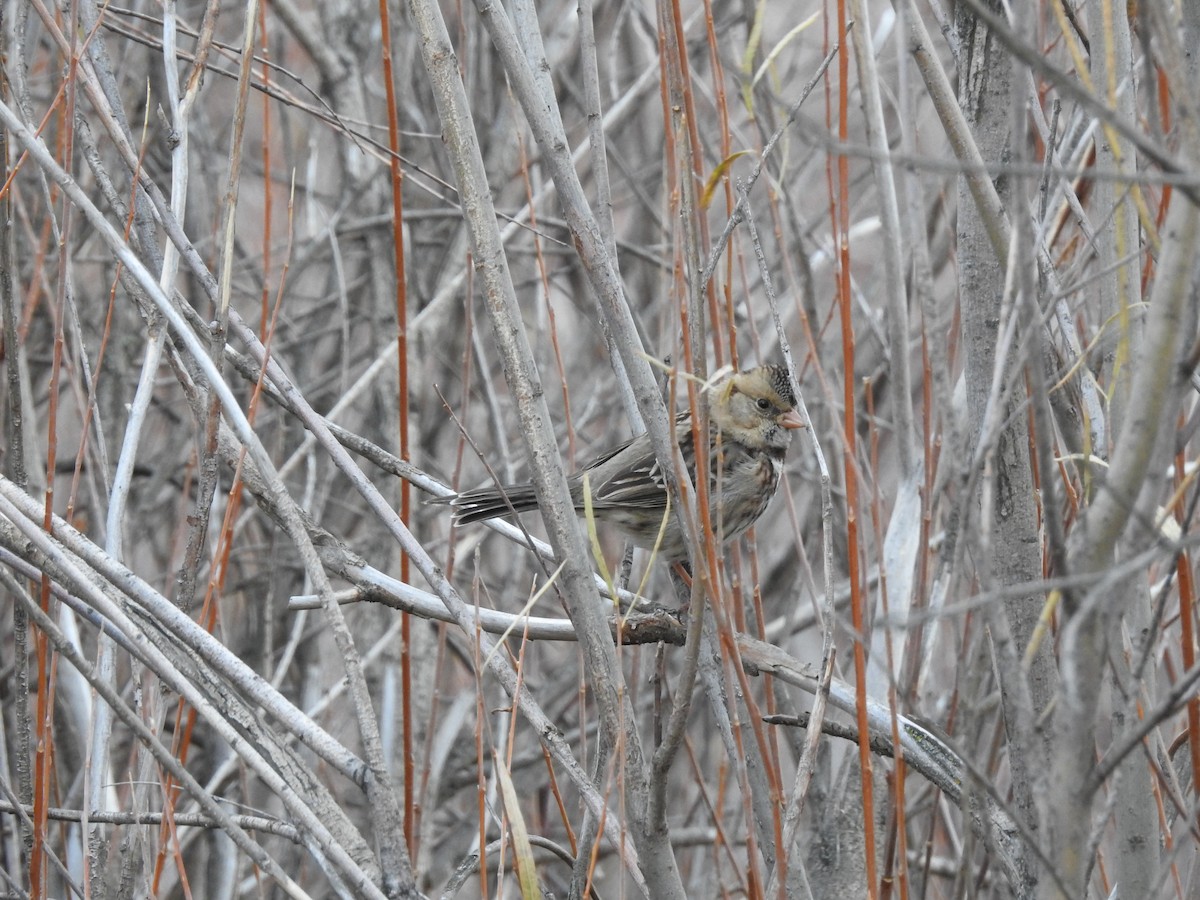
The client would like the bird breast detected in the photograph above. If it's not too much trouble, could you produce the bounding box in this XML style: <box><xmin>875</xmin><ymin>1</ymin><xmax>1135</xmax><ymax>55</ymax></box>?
<box><xmin>712</xmin><ymin>444</ymin><xmax>783</xmax><ymax>540</ymax></box>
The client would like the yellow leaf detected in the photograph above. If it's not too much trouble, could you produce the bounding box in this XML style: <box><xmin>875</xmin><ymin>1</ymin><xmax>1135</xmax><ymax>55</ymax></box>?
<box><xmin>582</xmin><ymin>473</ymin><xmax>617</xmax><ymax>606</ymax></box>
<box><xmin>702</xmin><ymin>151</ymin><xmax>753</xmax><ymax>209</ymax></box>
<box><xmin>495</xmin><ymin>754</ymin><xmax>541</xmax><ymax>900</ymax></box>
<box><xmin>740</xmin><ymin>0</ymin><xmax>767</xmax><ymax>111</ymax></box>
<box><xmin>751</xmin><ymin>11</ymin><xmax>821</xmax><ymax>91</ymax></box>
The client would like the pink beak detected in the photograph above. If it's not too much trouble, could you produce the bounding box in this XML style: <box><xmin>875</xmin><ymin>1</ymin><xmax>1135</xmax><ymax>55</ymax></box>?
<box><xmin>779</xmin><ymin>408</ymin><xmax>806</xmax><ymax>430</ymax></box>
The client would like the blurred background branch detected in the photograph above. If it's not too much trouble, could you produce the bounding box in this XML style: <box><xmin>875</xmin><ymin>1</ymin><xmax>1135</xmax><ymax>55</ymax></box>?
<box><xmin>1</xmin><ymin>1</ymin><xmax>1198</xmax><ymax>898</ymax></box>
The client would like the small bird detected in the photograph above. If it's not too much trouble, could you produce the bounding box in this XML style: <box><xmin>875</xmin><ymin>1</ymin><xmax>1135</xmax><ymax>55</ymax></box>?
<box><xmin>440</xmin><ymin>365</ymin><xmax>804</xmax><ymax>561</ymax></box>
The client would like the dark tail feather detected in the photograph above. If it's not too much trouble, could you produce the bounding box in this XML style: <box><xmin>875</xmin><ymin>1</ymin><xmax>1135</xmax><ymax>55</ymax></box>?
<box><xmin>448</xmin><ymin>484</ymin><xmax>541</xmax><ymax>524</ymax></box>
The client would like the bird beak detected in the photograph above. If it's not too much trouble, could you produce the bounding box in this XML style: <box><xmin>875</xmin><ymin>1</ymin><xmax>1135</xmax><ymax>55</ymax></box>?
<box><xmin>779</xmin><ymin>408</ymin><xmax>805</xmax><ymax>430</ymax></box>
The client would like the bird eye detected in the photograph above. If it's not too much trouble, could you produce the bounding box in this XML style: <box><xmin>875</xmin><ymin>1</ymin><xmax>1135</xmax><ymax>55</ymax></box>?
<box><xmin>756</xmin><ymin>397</ymin><xmax>771</xmax><ymax>411</ymax></box>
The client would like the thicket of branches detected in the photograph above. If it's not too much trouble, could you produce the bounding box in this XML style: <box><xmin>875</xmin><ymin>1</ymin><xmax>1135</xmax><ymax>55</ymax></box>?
<box><xmin>1</xmin><ymin>1</ymin><xmax>1199</xmax><ymax>898</ymax></box>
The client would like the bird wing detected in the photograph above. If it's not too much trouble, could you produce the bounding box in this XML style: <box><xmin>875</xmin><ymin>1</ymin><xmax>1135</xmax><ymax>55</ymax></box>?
<box><xmin>585</xmin><ymin>414</ymin><xmax>695</xmax><ymax>511</ymax></box>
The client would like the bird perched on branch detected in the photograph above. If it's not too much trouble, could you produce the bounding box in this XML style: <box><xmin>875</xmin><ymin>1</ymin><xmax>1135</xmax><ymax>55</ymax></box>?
<box><xmin>439</xmin><ymin>364</ymin><xmax>804</xmax><ymax>561</ymax></box>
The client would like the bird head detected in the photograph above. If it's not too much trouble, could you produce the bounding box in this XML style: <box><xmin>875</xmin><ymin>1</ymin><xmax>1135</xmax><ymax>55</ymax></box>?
<box><xmin>710</xmin><ymin>364</ymin><xmax>805</xmax><ymax>451</ymax></box>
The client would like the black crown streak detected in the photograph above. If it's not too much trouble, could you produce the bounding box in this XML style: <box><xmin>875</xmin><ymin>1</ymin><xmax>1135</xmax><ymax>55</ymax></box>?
<box><xmin>760</xmin><ymin>364</ymin><xmax>796</xmax><ymax>409</ymax></box>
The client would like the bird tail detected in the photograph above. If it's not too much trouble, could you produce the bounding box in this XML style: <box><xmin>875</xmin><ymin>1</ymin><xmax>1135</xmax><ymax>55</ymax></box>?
<box><xmin>442</xmin><ymin>484</ymin><xmax>541</xmax><ymax>525</ymax></box>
